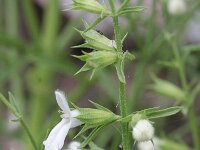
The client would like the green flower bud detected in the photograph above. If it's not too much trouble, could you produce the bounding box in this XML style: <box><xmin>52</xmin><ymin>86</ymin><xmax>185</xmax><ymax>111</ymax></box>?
<box><xmin>76</xmin><ymin>108</ymin><xmax>119</xmax><ymax>126</ymax></box>
<box><xmin>70</xmin><ymin>0</ymin><xmax>111</xmax><ymax>15</ymax></box>
<box><xmin>150</xmin><ymin>77</ymin><xmax>186</xmax><ymax>102</ymax></box>
<box><xmin>73</xmin><ymin>29</ymin><xmax>116</xmax><ymax>52</ymax></box>
<box><xmin>73</xmin><ymin>51</ymin><xmax>118</xmax><ymax>76</ymax></box>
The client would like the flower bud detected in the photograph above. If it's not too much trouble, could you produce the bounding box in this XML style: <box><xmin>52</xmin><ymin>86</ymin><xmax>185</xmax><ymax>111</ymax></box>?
<box><xmin>67</xmin><ymin>141</ymin><xmax>81</xmax><ymax>150</ymax></box>
<box><xmin>132</xmin><ymin>119</ymin><xmax>154</xmax><ymax>142</ymax></box>
<box><xmin>168</xmin><ymin>0</ymin><xmax>186</xmax><ymax>16</ymax></box>
<box><xmin>70</xmin><ymin>0</ymin><xmax>111</xmax><ymax>15</ymax></box>
<box><xmin>73</xmin><ymin>51</ymin><xmax>118</xmax><ymax>75</ymax></box>
<box><xmin>137</xmin><ymin>137</ymin><xmax>162</xmax><ymax>150</ymax></box>
<box><xmin>73</xmin><ymin>29</ymin><xmax>116</xmax><ymax>52</ymax></box>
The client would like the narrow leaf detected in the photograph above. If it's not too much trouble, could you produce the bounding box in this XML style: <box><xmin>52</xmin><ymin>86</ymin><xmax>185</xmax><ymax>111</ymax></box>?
<box><xmin>81</xmin><ymin>125</ymin><xmax>107</xmax><ymax>148</ymax></box>
<box><xmin>146</xmin><ymin>107</ymin><xmax>182</xmax><ymax>119</ymax></box>
<box><xmin>9</xmin><ymin>92</ymin><xmax>21</xmax><ymax>114</ymax></box>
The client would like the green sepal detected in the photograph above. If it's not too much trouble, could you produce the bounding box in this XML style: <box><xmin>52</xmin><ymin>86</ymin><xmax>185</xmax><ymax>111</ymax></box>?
<box><xmin>74</xmin><ymin>63</ymin><xmax>92</xmax><ymax>75</ymax></box>
<box><xmin>71</xmin><ymin>43</ymin><xmax>91</xmax><ymax>49</ymax></box>
<box><xmin>89</xmin><ymin>100</ymin><xmax>112</xmax><ymax>112</ymax></box>
<box><xmin>78</xmin><ymin>29</ymin><xmax>116</xmax><ymax>51</ymax></box>
<box><xmin>76</xmin><ymin>108</ymin><xmax>119</xmax><ymax>126</ymax></box>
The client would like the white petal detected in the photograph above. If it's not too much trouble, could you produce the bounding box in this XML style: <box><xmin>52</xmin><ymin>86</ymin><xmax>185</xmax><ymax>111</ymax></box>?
<box><xmin>70</xmin><ymin>109</ymin><xmax>82</xmax><ymax>128</ymax></box>
<box><xmin>55</xmin><ymin>90</ymin><xmax>70</xmax><ymax>113</ymax></box>
<box><xmin>70</xmin><ymin>118</ymin><xmax>82</xmax><ymax>128</ymax></box>
<box><xmin>43</xmin><ymin>119</ymin><xmax>70</xmax><ymax>150</ymax></box>
<box><xmin>70</xmin><ymin>109</ymin><xmax>80</xmax><ymax>118</ymax></box>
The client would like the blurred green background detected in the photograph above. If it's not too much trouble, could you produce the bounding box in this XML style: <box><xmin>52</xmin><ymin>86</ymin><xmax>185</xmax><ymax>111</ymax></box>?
<box><xmin>0</xmin><ymin>0</ymin><xmax>200</xmax><ymax>149</ymax></box>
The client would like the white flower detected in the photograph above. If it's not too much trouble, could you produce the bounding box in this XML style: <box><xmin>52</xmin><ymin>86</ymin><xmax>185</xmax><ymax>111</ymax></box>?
<box><xmin>168</xmin><ymin>0</ymin><xmax>186</xmax><ymax>16</ymax></box>
<box><xmin>67</xmin><ymin>141</ymin><xmax>81</xmax><ymax>150</ymax></box>
<box><xmin>137</xmin><ymin>137</ymin><xmax>162</xmax><ymax>150</ymax></box>
<box><xmin>132</xmin><ymin>119</ymin><xmax>154</xmax><ymax>142</ymax></box>
<box><xmin>43</xmin><ymin>90</ymin><xmax>82</xmax><ymax>150</ymax></box>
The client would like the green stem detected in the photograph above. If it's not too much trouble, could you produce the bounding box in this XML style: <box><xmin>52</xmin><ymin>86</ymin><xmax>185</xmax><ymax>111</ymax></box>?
<box><xmin>0</xmin><ymin>94</ymin><xmax>38</xmax><ymax>150</ymax></box>
<box><xmin>20</xmin><ymin>119</ymin><xmax>38</xmax><ymax>150</ymax></box>
<box><xmin>171</xmin><ymin>42</ymin><xmax>187</xmax><ymax>91</ymax></box>
<box><xmin>171</xmin><ymin>41</ymin><xmax>200</xmax><ymax>149</ymax></box>
<box><xmin>109</xmin><ymin>0</ymin><xmax>130</xmax><ymax>149</ymax></box>
<box><xmin>188</xmin><ymin>108</ymin><xmax>200</xmax><ymax>150</ymax></box>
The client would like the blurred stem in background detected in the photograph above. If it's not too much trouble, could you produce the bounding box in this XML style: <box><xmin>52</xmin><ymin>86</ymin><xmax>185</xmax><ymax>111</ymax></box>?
<box><xmin>27</xmin><ymin>0</ymin><xmax>60</xmax><ymax>147</ymax></box>
<box><xmin>170</xmin><ymin>40</ymin><xmax>200</xmax><ymax>150</ymax></box>
<box><xmin>5</xmin><ymin>0</ymin><xmax>24</xmax><ymax>111</ymax></box>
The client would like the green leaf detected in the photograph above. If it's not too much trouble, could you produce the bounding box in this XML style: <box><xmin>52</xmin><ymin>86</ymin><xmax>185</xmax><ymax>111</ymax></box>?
<box><xmin>117</xmin><ymin>6</ymin><xmax>145</xmax><ymax>16</ymax></box>
<box><xmin>145</xmin><ymin>107</ymin><xmax>182</xmax><ymax>119</ymax></box>
<box><xmin>115</xmin><ymin>54</ymin><xmax>125</xmax><ymax>83</ymax></box>
<box><xmin>119</xmin><ymin>107</ymin><xmax>181</xmax><ymax>122</ymax></box>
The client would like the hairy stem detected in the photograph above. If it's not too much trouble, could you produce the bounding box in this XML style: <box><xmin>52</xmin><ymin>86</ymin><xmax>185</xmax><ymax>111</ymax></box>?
<box><xmin>109</xmin><ymin>0</ymin><xmax>130</xmax><ymax>149</ymax></box>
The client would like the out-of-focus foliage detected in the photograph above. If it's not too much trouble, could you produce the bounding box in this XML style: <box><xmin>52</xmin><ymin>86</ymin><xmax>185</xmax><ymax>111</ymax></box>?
<box><xmin>0</xmin><ymin>0</ymin><xmax>200</xmax><ymax>149</ymax></box>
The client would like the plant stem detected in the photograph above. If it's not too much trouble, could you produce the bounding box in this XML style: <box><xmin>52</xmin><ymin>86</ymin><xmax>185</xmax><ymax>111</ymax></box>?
<box><xmin>109</xmin><ymin>1</ymin><xmax>130</xmax><ymax>149</ymax></box>
<box><xmin>20</xmin><ymin>119</ymin><xmax>38</xmax><ymax>150</ymax></box>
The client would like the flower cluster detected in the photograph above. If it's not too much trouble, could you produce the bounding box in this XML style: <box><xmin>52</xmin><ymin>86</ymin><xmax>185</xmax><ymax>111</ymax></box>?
<box><xmin>73</xmin><ymin>28</ymin><xmax>134</xmax><ymax>82</ymax></box>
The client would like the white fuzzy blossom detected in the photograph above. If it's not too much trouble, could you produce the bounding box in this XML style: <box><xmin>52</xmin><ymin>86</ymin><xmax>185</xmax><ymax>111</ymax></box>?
<box><xmin>43</xmin><ymin>90</ymin><xmax>82</xmax><ymax>150</ymax></box>
<box><xmin>67</xmin><ymin>141</ymin><xmax>81</xmax><ymax>150</ymax></box>
<box><xmin>137</xmin><ymin>137</ymin><xmax>162</xmax><ymax>150</ymax></box>
<box><xmin>132</xmin><ymin>119</ymin><xmax>154</xmax><ymax>142</ymax></box>
<box><xmin>168</xmin><ymin>0</ymin><xmax>186</xmax><ymax>16</ymax></box>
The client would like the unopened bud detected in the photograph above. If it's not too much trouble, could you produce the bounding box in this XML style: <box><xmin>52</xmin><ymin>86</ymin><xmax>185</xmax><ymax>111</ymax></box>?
<box><xmin>67</xmin><ymin>141</ymin><xmax>81</xmax><ymax>150</ymax></box>
<box><xmin>73</xmin><ymin>51</ymin><xmax>118</xmax><ymax>75</ymax></box>
<box><xmin>70</xmin><ymin>0</ymin><xmax>111</xmax><ymax>15</ymax></box>
<box><xmin>132</xmin><ymin>119</ymin><xmax>154</xmax><ymax>142</ymax></box>
<box><xmin>73</xmin><ymin>29</ymin><xmax>116</xmax><ymax>52</ymax></box>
